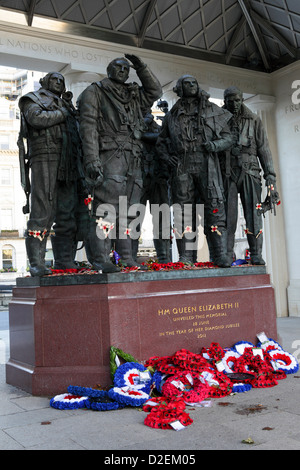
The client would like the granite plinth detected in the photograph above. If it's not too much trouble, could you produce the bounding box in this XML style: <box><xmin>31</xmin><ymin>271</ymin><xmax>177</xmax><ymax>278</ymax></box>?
<box><xmin>6</xmin><ymin>266</ymin><xmax>277</xmax><ymax>396</ymax></box>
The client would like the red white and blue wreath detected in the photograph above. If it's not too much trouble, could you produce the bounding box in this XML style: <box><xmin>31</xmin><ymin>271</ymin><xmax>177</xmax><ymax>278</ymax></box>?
<box><xmin>222</xmin><ymin>349</ymin><xmax>241</xmax><ymax>373</ymax></box>
<box><xmin>232</xmin><ymin>341</ymin><xmax>254</xmax><ymax>355</ymax></box>
<box><xmin>85</xmin><ymin>393</ymin><xmax>125</xmax><ymax>411</ymax></box>
<box><xmin>67</xmin><ymin>385</ymin><xmax>125</xmax><ymax>411</ymax></box>
<box><xmin>67</xmin><ymin>385</ymin><xmax>108</xmax><ymax>398</ymax></box>
<box><xmin>231</xmin><ymin>382</ymin><xmax>252</xmax><ymax>393</ymax></box>
<box><xmin>267</xmin><ymin>349</ymin><xmax>299</xmax><ymax>374</ymax></box>
<box><xmin>152</xmin><ymin>370</ymin><xmax>167</xmax><ymax>393</ymax></box>
<box><xmin>113</xmin><ymin>361</ymin><xmax>152</xmax><ymax>393</ymax></box>
<box><xmin>108</xmin><ymin>386</ymin><xmax>150</xmax><ymax>406</ymax></box>
<box><xmin>257</xmin><ymin>338</ymin><xmax>283</xmax><ymax>353</ymax></box>
<box><xmin>50</xmin><ymin>393</ymin><xmax>89</xmax><ymax>410</ymax></box>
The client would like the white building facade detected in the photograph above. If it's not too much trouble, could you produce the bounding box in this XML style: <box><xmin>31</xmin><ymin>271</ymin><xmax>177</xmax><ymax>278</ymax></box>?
<box><xmin>0</xmin><ymin>68</ymin><xmax>46</xmax><ymax>281</ymax></box>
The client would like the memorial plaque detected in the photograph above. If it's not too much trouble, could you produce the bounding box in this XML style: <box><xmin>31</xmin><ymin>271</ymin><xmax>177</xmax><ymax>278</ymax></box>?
<box><xmin>142</xmin><ymin>297</ymin><xmax>250</xmax><ymax>357</ymax></box>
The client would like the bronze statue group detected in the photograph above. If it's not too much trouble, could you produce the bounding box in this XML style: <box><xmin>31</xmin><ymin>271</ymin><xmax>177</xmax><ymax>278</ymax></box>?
<box><xmin>18</xmin><ymin>55</ymin><xmax>280</xmax><ymax>277</ymax></box>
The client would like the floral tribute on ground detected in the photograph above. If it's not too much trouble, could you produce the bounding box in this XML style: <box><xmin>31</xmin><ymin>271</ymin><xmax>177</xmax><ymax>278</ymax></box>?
<box><xmin>50</xmin><ymin>333</ymin><xmax>299</xmax><ymax>430</ymax></box>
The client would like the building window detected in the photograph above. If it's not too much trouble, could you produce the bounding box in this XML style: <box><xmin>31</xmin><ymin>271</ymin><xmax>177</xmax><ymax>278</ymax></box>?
<box><xmin>1</xmin><ymin>245</ymin><xmax>15</xmax><ymax>271</ymax></box>
<box><xmin>0</xmin><ymin>208</ymin><xmax>13</xmax><ymax>230</ymax></box>
<box><xmin>0</xmin><ymin>135</ymin><xmax>10</xmax><ymax>150</ymax></box>
<box><xmin>1</xmin><ymin>168</ymin><xmax>11</xmax><ymax>185</ymax></box>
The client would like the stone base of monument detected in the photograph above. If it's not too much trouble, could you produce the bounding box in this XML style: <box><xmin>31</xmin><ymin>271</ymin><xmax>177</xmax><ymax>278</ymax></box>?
<box><xmin>6</xmin><ymin>266</ymin><xmax>277</xmax><ymax>396</ymax></box>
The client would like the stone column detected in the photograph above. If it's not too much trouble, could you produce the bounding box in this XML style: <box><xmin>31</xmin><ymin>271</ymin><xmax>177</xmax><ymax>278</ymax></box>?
<box><xmin>245</xmin><ymin>94</ymin><xmax>289</xmax><ymax>317</ymax></box>
<box><xmin>62</xmin><ymin>70</ymin><xmax>104</xmax><ymax>105</ymax></box>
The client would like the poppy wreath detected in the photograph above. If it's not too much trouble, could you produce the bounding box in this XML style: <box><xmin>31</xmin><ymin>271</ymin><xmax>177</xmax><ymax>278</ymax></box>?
<box><xmin>146</xmin><ymin>355</ymin><xmax>179</xmax><ymax>375</ymax></box>
<box><xmin>143</xmin><ymin>396</ymin><xmax>189</xmax><ymax>430</ymax></box>
<box><xmin>253</xmin><ymin>371</ymin><xmax>278</xmax><ymax>388</ymax></box>
<box><xmin>142</xmin><ymin>261</ymin><xmax>186</xmax><ymax>271</ymax></box>
<box><xmin>50</xmin><ymin>268</ymin><xmax>80</xmax><ymax>275</ymax></box>
<box><xmin>204</xmin><ymin>370</ymin><xmax>233</xmax><ymax>398</ymax></box>
<box><xmin>50</xmin><ymin>393</ymin><xmax>89</xmax><ymax>410</ymax></box>
<box><xmin>142</xmin><ymin>396</ymin><xmax>186</xmax><ymax>414</ymax></box>
<box><xmin>142</xmin><ymin>260</ymin><xmax>214</xmax><ymax>272</ymax></box>
<box><xmin>200</xmin><ymin>342</ymin><xmax>226</xmax><ymax>372</ymax></box>
<box><xmin>144</xmin><ymin>409</ymin><xmax>193</xmax><ymax>430</ymax></box>
<box><xmin>161</xmin><ymin>370</ymin><xmax>210</xmax><ymax>403</ymax></box>
<box><xmin>143</xmin><ymin>261</ymin><xmax>185</xmax><ymax>271</ymax></box>
<box><xmin>230</xmin><ymin>356</ymin><xmax>253</xmax><ymax>376</ymax></box>
<box><xmin>260</xmin><ymin>352</ymin><xmax>286</xmax><ymax>380</ymax></box>
<box><xmin>143</xmin><ymin>397</ymin><xmax>193</xmax><ymax>430</ymax></box>
<box><xmin>113</xmin><ymin>362</ymin><xmax>152</xmax><ymax>393</ymax></box>
<box><xmin>194</xmin><ymin>261</ymin><xmax>215</xmax><ymax>268</ymax></box>
<box><xmin>232</xmin><ymin>348</ymin><xmax>278</xmax><ymax>388</ymax></box>
<box><xmin>271</xmin><ymin>369</ymin><xmax>287</xmax><ymax>381</ymax></box>
<box><xmin>108</xmin><ymin>386</ymin><xmax>150</xmax><ymax>406</ymax></box>
<box><xmin>267</xmin><ymin>349</ymin><xmax>299</xmax><ymax>374</ymax></box>
<box><xmin>206</xmin><ymin>342</ymin><xmax>225</xmax><ymax>362</ymax></box>
<box><xmin>172</xmin><ymin>349</ymin><xmax>210</xmax><ymax>373</ymax></box>
<box><xmin>231</xmin><ymin>353</ymin><xmax>258</xmax><ymax>383</ymax></box>
<box><xmin>144</xmin><ymin>355</ymin><xmax>162</xmax><ymax>368</ymax></box>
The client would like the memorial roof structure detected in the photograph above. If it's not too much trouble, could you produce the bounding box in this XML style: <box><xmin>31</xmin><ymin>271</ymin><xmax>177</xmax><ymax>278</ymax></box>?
<box><xmin>0</xmin><ymin>0</ymin><xmax>299</xmax><ymax>73</ymax></box>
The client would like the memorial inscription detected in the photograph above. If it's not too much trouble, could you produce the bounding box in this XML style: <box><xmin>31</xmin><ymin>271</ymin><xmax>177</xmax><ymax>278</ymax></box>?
<box><xmin>154</xmin><ymin>299</ymin><xmax>244</xmax><ymax>347</ymax></box>
<box><xmin>0</xmin><ymin>36</ymin><xmax>107</xmax><ymax>64</ymax></box>
<box><xmin>284</xmin><ymin>101</ymin><xmax>300</xmax><ymax>133</ymax></box>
